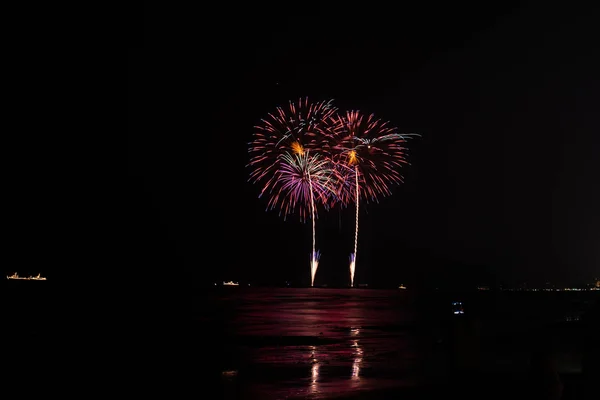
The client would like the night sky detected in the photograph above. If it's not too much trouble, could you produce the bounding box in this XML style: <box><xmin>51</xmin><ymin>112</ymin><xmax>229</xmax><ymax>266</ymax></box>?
<box><xmin>128</xmin><ymin>4</ymin><xmax>599</xmax><ymax>289</ymax></box>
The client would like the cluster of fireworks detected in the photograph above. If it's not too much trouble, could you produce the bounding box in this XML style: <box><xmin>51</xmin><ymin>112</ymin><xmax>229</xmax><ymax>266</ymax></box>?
<box><xmin>247</xmin><ymin>97</ymin><xmax>418</xmax><ymax>287</ymax></box>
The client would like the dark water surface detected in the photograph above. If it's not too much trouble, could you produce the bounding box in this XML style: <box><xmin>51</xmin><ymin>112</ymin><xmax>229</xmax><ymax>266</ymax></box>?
<box><xmin>202</xmin><ymin>288</ymin><xmax>423</xmax><ymax>399</ymax></box>
<box><xmin>195</xmin><ymin>287</ymin><xmax>599</xmax><ymax>399</ymax></box>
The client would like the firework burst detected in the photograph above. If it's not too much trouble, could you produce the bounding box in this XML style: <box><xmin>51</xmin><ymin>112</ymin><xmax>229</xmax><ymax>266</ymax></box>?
<box><xmin>248</xmin><ymin>97</ymin><xmax>341</xmax><ymax>207</ymax></box>
<box><xmin>274</xmin><ymin>151</ymin><xmax>338</xmax><ymax>286</ymax></box>
<box><xmin>248</xmin><ymin>99</ymin><xmax>418</xmax><ymax>287</ymax></box>
<box><xmin>271</xmin><ymin>151</ymin><xmax>339</xmax><ymax>221</ymax></box>
<box><xmin>332</xmin><ymin>111</ymin><xmax>417</xmax><ymax>203</ymax></box>
<box><xmin>331</xmin><ymin>110</ymin><xmax>419</xmax><ymax>286</ymax></box>
<box><xmin>247</xmin><ymin>98</ymin><xmax>342</xmax><ymax>286</ymax></box>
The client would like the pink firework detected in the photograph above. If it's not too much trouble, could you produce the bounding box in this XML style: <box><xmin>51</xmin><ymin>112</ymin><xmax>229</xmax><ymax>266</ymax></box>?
<box><xmin>247</xmin><ymin>97</ymin><xmax>342</xmax><ymax>219</ymax></box>
<box><xmin>330</xmin><ymin>110</ymin><xmax>418</xmax><ymax>286</ymax></box>
<box><xmin>331</xmin><ymin>110</ymin><xmax>417</xmax><ymax>204</ymax></box>
<box><xmin>267</xmin><ymin>150</ymin><xmax>339</xmax><ymax>221</ymax></box>
<box><xmin>247</xmin><ymin>98</ymin><xmax>343</xmax><ymax>286</ymax></box>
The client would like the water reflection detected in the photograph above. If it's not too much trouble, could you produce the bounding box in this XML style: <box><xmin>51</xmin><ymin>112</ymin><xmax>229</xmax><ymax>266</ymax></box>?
<box><xmin>349</xmin><ymin>327</ymin><xmax>363</xmax><ymax>381</ymax></box>
<box><xmin>351</xmin><ymin>339</ymin><xmax>363</xmax><ymax>383</ymax></box>
<box><xmin>200</xmin><ymin>288</ymin><xmax>593</xmax><ymax>399</ymax></box>
<box><xmin>206</xmin><ymin>289</ymin><xmax>421</xmax><ymax>398</ymax></box>
<box><xmin>309</xmin><ymin>345</ymin><xmax>320</xmax><ymax>394</ymax></box>
<box><xmin>311</xmin><ymin>363</ymin><xmax>320</xmax><ymax>392</ymax></box>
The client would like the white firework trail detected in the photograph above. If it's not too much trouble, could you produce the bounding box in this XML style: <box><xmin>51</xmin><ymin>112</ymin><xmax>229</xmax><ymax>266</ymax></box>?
<box><xmin>349</xmin><ymin>253</ymin><xmax>356</xmax><ymax>288</ymax></box>
<box><xmin>308</xmin><ymin>166</ymin><xmax>319</xmax><ymax>287</ymax></box>
<box><xmin>349</xmin><ymin>166</ymin><xmax>359</xmax><ymax>287</ymax></box>
<box><xmin>311</xmin><ymin>250</ymin><xmax>320</xmax><ymax>287</ymax></box>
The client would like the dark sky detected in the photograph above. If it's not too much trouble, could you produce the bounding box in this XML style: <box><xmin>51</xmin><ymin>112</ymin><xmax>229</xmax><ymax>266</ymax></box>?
<box><xmin>128</xmin><ymin>3</ymin><xmax>599</xmax><ymax>288</ymax></box>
